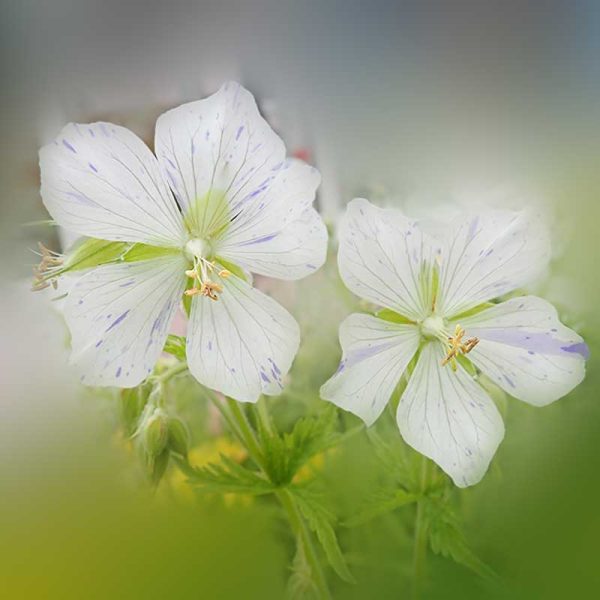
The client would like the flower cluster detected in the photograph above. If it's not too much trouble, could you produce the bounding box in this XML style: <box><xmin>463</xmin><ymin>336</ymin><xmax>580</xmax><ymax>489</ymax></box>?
<box><xmin>37</xmin><ymin>83</ymin><xmax>588</xmax><ymax>488</ymax></box>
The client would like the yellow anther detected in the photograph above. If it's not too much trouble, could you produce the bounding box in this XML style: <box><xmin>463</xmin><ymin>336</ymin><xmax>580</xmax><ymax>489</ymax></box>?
<box><xmin>184</xmin><ymin>252</ymin><xmax>228</xmax><ymax>302</ymax></box>
<box><xmin>441</xmin><ymin>324</ymin><xmax>479</xmax><ymax>370</ymax></box>
<box><xmin>199</xmin><ymin>280</ymin><xmax>223</xmax><ymax>301</ymax></box>
<box><xmin>31</xmin><ymin>242</ymin><xmax>63</xmax><ymax>292</ymax></box>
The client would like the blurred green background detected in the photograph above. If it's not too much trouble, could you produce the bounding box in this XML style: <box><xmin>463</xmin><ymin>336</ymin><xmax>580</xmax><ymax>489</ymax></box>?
<box><xmin>1</xmin><ymin>1</ymin><xmax>599</xmax><ymax>598</ymax></box>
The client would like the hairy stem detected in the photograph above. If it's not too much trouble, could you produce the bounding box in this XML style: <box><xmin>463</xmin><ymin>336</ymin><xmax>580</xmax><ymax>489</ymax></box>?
<box><xmin>221</xmin><ymin>396</ymin><xmax>331</xmax><ymax>599</ymax></box>
<box><xmin>277</xmin><ymin>488</ymin><xmax>333</xmax><ymax>600</ymax></box>
<box><xmin>412</xmin><ymin>455</ymin><xmax>430</xmax><ymax>600</ymax></box>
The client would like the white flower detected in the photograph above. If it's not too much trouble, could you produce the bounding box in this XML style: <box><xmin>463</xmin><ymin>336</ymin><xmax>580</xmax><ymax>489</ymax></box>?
<box><xmin>321</xmin><ymin>199</ymin><xmax>588</xmax><ymax>487</ymax></box>
<box><xmin>39</xmin><ymin>81</ymin><xmax>327</xmax><ymax>402</ymax></box>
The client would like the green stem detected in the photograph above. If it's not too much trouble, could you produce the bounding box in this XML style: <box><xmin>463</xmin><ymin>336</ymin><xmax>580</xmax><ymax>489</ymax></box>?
<box><xmin>222</xmin><ymin>396</ymin><xmax>332</xmax><ymax>599</ymax></box>
<box><xmin>413</xmin><ymin>456</ymin><xmax>430</xmax><ymax>600</ymax></box>
<box><xmin>276</xmin><ymin>488</ymin><xmax>332</xmax><ymax>600</ymax></box>
<box><xmin>154</xmin><ymin>361</ymin><xmax>188</xmax><ymax>384</ymax></box>
<box><xmin>225</xmin><ymin>397</ymin><xmax>267</xmax><ymax>470</ymax></box>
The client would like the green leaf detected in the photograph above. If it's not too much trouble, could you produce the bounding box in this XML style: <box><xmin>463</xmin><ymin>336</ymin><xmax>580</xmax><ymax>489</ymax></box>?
<box><xmin>256</xmin><ymin>405</ymin><xmax>341</xmax><ymax>486</ymax></box>
<box><xmin>182</xmin><ymin>454</ymin><xmax>275</xmax><ymax>496</ymax></box>
<box><xmin>344</xmin><ymin>488</ymin><xmax>417</xmax><ymax>527</ymax></box>
<box><xmin>425</xmin><ymin>497</ymin><xmax>497</xmax><ymax>580</ymax></box>
<box><xmin>292</xmin><ymin>487</ymin><xmax>355</xmax><ymax>584</ymax></box>
<box><xmin>163</xmin><ymin>335</ymin><xmax>187</xmax><ymax>361</ymax></box>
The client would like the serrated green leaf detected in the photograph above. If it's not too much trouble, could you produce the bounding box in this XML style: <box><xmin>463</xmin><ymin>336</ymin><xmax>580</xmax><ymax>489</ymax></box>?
<box><xmin>256</xmin><ymin>405</ymin><xmax>341</xmax><ymax>486</ymax></box>
<box><xmin>182</xmin><ymin>454</ymin><xmax>275</xmax><ymax>496</ymax></box>
<box><xmin>425</xmin><ymin>498</ymin><xmax>497</xmax><ymax>580</ymax></box>
<box><xmin>292</xmin><ymin>488</ymin><xmax>355</xmax><ymax>584</ymax></box>
<box><xmin>344</xmin><ymin>488</ymin><xmax>417</xmax><ymax>527</ymax></box>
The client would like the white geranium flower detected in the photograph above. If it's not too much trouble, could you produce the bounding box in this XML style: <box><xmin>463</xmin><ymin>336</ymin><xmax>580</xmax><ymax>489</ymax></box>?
<box><xmin>38</xmin><ymin>82</ymin><xmax>327</xmax><ymax>402</ymax></box>
<box><xmin>321</xmin><ymin>199</ymin><xmax>588</xmax><ymax>487</ymax></box>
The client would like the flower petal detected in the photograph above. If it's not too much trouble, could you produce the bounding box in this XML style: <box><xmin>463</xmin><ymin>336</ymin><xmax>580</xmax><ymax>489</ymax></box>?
<box><xmin>64</xmin><ymin>256</ymin><xmax>187</xmax><ymax>387</ymax></box>
<box><xmin>320</xmin><ymin>314</ymin><xmax>420</xmax><ymax>426</ymax></box>
<box><xmin>337</xmin><ymin>199</ymin><xmax>437</xmax><ymax>321</ymax></box>
<box><xmin>218</xmin><ymin>207</ymin><xmax>328</xmax><ymax>280</ymax></box>
<box><xmin>40</xmin><ymin>123</ymin><xmax>186</xmax><ymax>247</ymax></box>
<box><xmin>397</xmin><ymin>342</ymin><xmax>505</xmax><ymax>487</ymax></box>
<box><xmin>457</xmin><ymin>296</ymin><xmax>588</xmax><ymax>406</ymax></box>
<box><xmin>186</xmin><ymin>275</ymin><xmax>300</xmax><ymax>402</ymax></box>
<box><xmin>156</xmin><ymin>82</ymin><xmax>315</xmax><ymax>238</ymax></box>
<box><xmin>437</xmin><ymin>210</ymin><xmax>550</xmax><ymax>317</ymax></box>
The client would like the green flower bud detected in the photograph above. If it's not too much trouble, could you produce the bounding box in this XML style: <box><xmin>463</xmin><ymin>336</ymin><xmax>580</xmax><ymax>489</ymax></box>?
<box><xmin>148</xmin><ymin>448</ymin><xmax>170</xmax><ymax>486</ymax></box>
<box><xmin>120</xmin><ymin>383</ymin><xmax>152</xmax><ymax>436</ymax></box>
<box><xmin>168</xmin><ymin>418</ymin><xmax>189</xmax><ymax>457</ymax></box>
<box><xmin>143</xmin><ymin>409</ymin><xmax>169</xmax><ymax>457</ymax></box>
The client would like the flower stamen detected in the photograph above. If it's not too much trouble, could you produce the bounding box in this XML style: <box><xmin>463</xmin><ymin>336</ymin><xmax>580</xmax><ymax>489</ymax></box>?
<box><xmin>441</xmin><ymin>324</ymin><xmax>479</xmax><ymax>371</ymax></box>
<box><xmin>32</xmin><ymin>242</ymin><xmax>63</xmax><ymax>291</ymax></box>
<box><xmin>185</xmin><ymin>256</ymin><xmax>228</xmax><ymax>301</ymax></box>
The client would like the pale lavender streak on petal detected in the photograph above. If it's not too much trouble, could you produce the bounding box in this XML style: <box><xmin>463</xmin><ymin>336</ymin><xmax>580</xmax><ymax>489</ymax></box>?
<box><xmin>106</xmin><ymin>310</ymin><xmax>130</xmax><ymax>332</ymax></box>
<box><xmin>62</xmin><ymin>139</ymin><xmax>77</xmax><ymax>153</ymax></box>
<box><xmin>65</xmin><ymin>191</ymin><xmax>97</xmax><ymax>207</ymax></box>
<box><xmin>561</xmin><ymin>342</ymin><xmax>590</xmax><ymax>360</ymax></box>
<box><xmin>344</xmin><ymin>340</ymin><xmax>398</xmax><ymax>369</ymax></box>
<box><xmin>466</xmin><ymin>216</ymin><xmax>479</xmax><ymax>242</ymax></box>
<box><xmin>469</xmin><ymin>327</ymin><xmax>588</xmax><ymax>358</ymax></box>
<box><xmin>237</xmin><ymin>233</ymin><xmax>279</xmax><ymax>246</ymax></box>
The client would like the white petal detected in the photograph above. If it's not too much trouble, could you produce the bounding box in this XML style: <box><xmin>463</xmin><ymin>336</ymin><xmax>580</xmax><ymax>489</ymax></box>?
<box><xmin>186</xmin><ymin>275</ymin><xmax>300</xmax><ymax>402</ymax></box>
<box><xmin>320</xmin><ymin>314</ymin><xmax>420</xmax><ymax>426</ymax></box>
<box><xmin>337</xmin><ymin>199</ymin><xmax>437</xmax><ymax>321</ymax></box>
<box><xmin>40</xmin><ymin>123</ymin><xmax>186</xmax><ymax>247</ymax></box>
<box><xmin>437</xmin><ymin>210</ymin><xmax>550</xmax><ymax>317</ymax></box>
<box><xmin>218</xmin><ymin>208</ymin><xmax>328</xmax><ymax>280</ymax></box>
<box><xmin>397</xmin><ymin>343</ymin><xmax>505</xmax><ymax>487</ymax></box>
<box><xmin>457</xmin><ymin>296</ymin><xmax>588</xmax><ymax>406</ymax></box>
<box><xmin>64</xmin><ymin>256</ymin><xmax>187</xmax><ymax>387</ymax></box>
<box><xmin>156</xmin><ymin>82</ymin><xmax>317</xmax><ymax>239</ymax></box>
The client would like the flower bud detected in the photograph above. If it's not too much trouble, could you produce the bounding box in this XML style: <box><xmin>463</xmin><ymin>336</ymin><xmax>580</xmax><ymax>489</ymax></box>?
<box><xmin>148</xmin><ymin>448</ymin><xmax>170</xmax><ymax>486</ymax></box>
<box><xmin>168</xmin><ymin>418</ymin><xmax>189</xmax><ymax>457</ymax></box>
<box><xmin>143</xmin><ymin>408</ymin><xmax>170</xmax><ymax>457</ymax></box>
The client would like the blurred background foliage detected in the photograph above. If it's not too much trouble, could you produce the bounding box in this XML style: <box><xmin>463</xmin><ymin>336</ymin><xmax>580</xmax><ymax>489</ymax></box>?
<box><xmin>2</xmin><ymin>1</ymin><xmax>600</xmax><ymax>598</ymax></box>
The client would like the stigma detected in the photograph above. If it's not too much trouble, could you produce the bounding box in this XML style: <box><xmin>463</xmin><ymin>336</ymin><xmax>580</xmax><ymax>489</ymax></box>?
<box><xmin>442</xmin><ymin>324</ymin><xmax>479</xmax><ymax>371</ymax></box>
